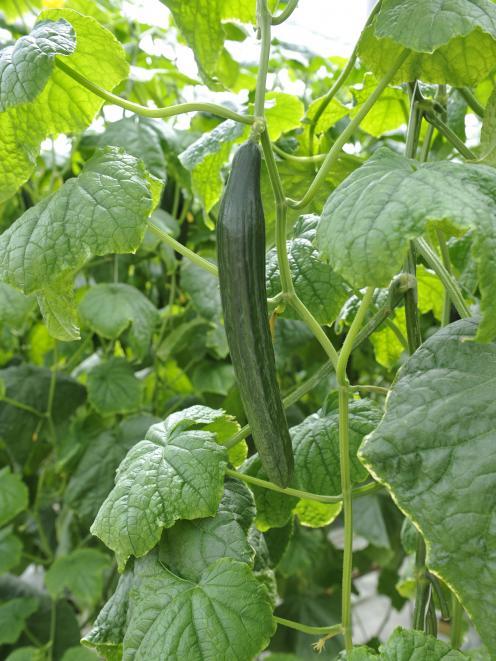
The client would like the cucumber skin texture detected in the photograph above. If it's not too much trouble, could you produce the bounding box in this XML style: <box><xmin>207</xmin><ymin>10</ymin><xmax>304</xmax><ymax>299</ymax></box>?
<box><xmin>217</xmin><ymin>140</ymin><xmax>294</xmax><ymax>488</ymax></box>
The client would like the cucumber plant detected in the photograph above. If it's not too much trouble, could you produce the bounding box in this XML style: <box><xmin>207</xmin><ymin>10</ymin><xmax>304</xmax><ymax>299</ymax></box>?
<box><xmin>0</xmin><ymin>0</ymin><xmax>495</xmax><ymax>659</ymax></box>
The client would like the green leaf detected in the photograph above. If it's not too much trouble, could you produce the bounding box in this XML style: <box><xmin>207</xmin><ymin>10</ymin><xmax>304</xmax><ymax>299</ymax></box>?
<box><xmin>0</xmin><ymin>468</ymin><xmax>29</xmax><ymax>527</ymax></box>
<box><xmin>359</xmin><ymin>0</ymin><xmax>496</xmax><ymax>85</ymax></box>
<box><xmin>351</xmin><ymin>74</ymin><xmax>408</xmax><ymax>137</ymax></box>
<box><xmin>264</xmin><ymin>92</ymin><xmax>304</xmax><ymax>141</ymax></box>
<box><xmin>159</xmin><ymin>480</ymin><xmax>255</xmax><ymax>581</ymax></box>
<box><xmin>0</xmin><ymin>526</ymin><xmax>22</xmax><ymax>574</ymax></box>
<box><xmin>97</xmin><ymin>116</ymin><xmax>167</xmax><ymax>181</ymax></box>
<box><xmin>370</xmin><ymin>309</ymin><xmax>407</xmax><ymax>370</ymax></box>
<box><xmin>87</xmin><ymin>358</ymin><xmax>142</xmax><ymax>416</ymax></box>
<box><xmin>91</xmin><ymin>406</ymin><xmax>230</xmax><ymax>570</ymax></box>
<box><xmin>344</xmin><ymin>626</ymin><xmax>468</xmax><ymax>659</ymax></box>
<box><xmin>0</xmin><ymin>283</ymin><xmax>35</xmax><ymax>328</ymax></box>
<box><xmin>294</xmin><ymin>499</ymin><xmax>342</xmax><ymax>528</ymax></box>
<box><xmin>0</xmin><ymin>19</ymin><xmax>75</xmax><ymax>111</ymax></box>
<box><xmin>417</xmin><ymin>265</ymin><xmax>444</xmax><ymax>321</ymax></box>
<box><xmin>240</xmin><ymin>455</ymin><xmax>297</xmax><ymax>531</ymax></box>
<box><xmin>0</xmin><ymin>364</ymin><xmax>86</xmax><ymax>463</ymax></box>
<box><xmin>317</xmin><ymin>147</ymin><xmax>496</xmax><ymax>341</ymax></box>
<box><xmin>359</xmin><ymin>318</ymin><xmax>496</xmax><ymax>653</ymax></box>
<box><xmin>65</xmin><ymin>414</ymin><xmax>159</xmax><ymax>526</ymax></box>
<box><xmin>292</xmin><ymin>400</ymin><xmax>380</xmax><ymax>496</ymax></box>
<box><xmin>266</xmin><ymin>214</ymin><xmax>349</xmax><ymax>325</ymax></box>
<box><xmin>353</xmin><ymin>495</ymin><xmax>390</xmax><ymax>549</ymax></box>
<box><xmin>0</xmin><ymin>597</ymin><xmax>39</xmax><ymax>645</ymax></box>
<box><xmin>179</xmin><ymin>119</ymin><xmax>247</xmax><ymax>211</ymax></box>
<box><xmin>123</xmin><ymin>553</ymin><xmax>274</xmax><ymax>660</ymax></box>
<box><xmin>79</xmin><ymin>284</ymin><xmax>159</xmax><ymax>359</ymax></box>
<box><xmin>191</xmin><ymin>361</ymin><xmax>235</xmax><ymax>395</ymax></box>
<box><xmin>82</xmin><ymin>569</ymin><xmax>133</xmax><ymax>661</ymax></box>
<box><xmin>480</xmin><ymin>86</ymin><xmax>496</xmax><ymax>166</ymax></box>
<box><xmin>0</xmin><ymin>147</ymin><xmax>158</xmax><ymax>341</ymax></box>
<box><xmin>305</xmin><ymin>95</ymin><xmax>349</xmax><ymax>134</ymax></box>
<box><xmin>5</xmin><ymin>648</ymin><xmax>45</xmax><ymax>661</ymax></box>
<box><xmin>180</xmin><ymin>258</ymin><xmax>222</xmax><ymax>320</ymax></box>
<box><xmin>45</xmin><ymin>549</ymin><xmax>111</xmax><ymax>608</ymax></box>
<box><xmin>0</xmin><ymin>9</ymin><xmax>128</xmax><ymax>202</ymax></box>
<box><xmin>0</xmin><ymin>1</ymin><xmax>41</xmax><ymax>21</ymax></box>
<box><xmin>60</xmin><ymin>647</ymin><xmax>100</xmax><ymax>661</ymax></box>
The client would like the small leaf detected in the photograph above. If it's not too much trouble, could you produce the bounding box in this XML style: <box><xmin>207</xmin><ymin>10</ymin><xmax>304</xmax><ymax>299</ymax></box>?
<box><xmin>266</xmin><ymin>214</ymin><xmax>349</xmax><ymax>325</ymax></box>
<box><xmin>123</xmin><ymin>553</ymin><xmax>275</xmax><ymax>660</ymax></box>
<box><xmin>360</xmin><ymin>319</ymin><xmax>496</xmax><ymax>652</ymax></box>
<box><xmin>0</xmin><ymin>526</ymin><xmax>23</xmax><ymax>574</ymax></box>
<box><xmin>0</xmin><ymin>597</ymin><xmax>39</xmax><ymax>645</ymax></box>
<box><xmin>305</xmin><ymin>95</ymin><xmax>348</xmax><ymax>134</ymax></box>
<box><xmin>91</xmin><ymin>406</ymin><xmax>229</xmax><ymax>570</ymax></box>
<box><xmin>45</xmin><ymin>549</ymin><xmax>110</xmax><ymax>608</ymax></box>
<box><xmin>87</xmin><ymin>358</ymin><xmax>142</xmax><ymax>416</ymax></box>
<box><xmin>295</xmin><ymin>499</ymin><xmax>342</xmax><ymax>528</ymax></box>
<box><xmin>82</xmin><ymin>569</ymin><xmax>133</xmax><ymax>661</ymax></box>
<box><xmin>180</xmin><ymin>259</ymin><xmax>222</xmax><ymax>321</ymax></box>
<box><xmin>292</xmin><ymin>400</ymin><xmax>380</xmax><ymax>496</ymax></box>
<box><xmin>79</xmin><ymin>284</ymin><xmax>159</xmax><ymax>359</ymax></box>
<box><xmin>179</xmin><ymin>119</ymin><xmax>247</xmax><ymax>211</ymax></box>
<box><xmin>0</xmin><ymin>467</ymin><xmax>29</xmax><ymax>527</ymax></box>
<box><xmin>264</xmin><ymin>92</ymin><xmax>304</xmax><ymax>141</ymax></box>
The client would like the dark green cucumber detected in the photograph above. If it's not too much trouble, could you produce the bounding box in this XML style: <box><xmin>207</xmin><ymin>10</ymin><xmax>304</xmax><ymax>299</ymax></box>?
<box><xmin>217</xmin><ymin>139</ymin><xmax>294</xmax><ymax>488</ymax></box>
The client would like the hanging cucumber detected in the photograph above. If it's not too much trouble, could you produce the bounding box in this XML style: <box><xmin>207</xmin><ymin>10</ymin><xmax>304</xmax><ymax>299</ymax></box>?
<box><xmin>217</xmin><ymin>139</ymin><xmax>294</xmax><ymax>488</ymax></box>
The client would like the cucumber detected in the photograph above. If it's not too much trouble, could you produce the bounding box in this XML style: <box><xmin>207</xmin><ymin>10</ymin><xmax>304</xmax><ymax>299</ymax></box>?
<box><xmin>217</xmin><ymin>139</ymin><xmax>294</xmax><ymax>487</ymax></box>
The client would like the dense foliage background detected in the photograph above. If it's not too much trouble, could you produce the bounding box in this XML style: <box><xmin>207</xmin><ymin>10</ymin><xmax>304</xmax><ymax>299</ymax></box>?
<box><xmin>0</xmin><ymin>0</ymin><xmax>495</xmax><ymax>659</ymax></box>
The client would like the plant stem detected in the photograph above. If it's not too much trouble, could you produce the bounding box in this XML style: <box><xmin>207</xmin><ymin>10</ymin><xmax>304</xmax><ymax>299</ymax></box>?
<box><xmin>289</xmin><ymin>295</ymin><xmax>339</xmax><ymax>368</ymax></box>
<box><xmin>436</xmin><ymin>229</ymin><xmax>453</xmax><ymax>326</ymax></box>
<box><xmin>271</xmin><ymin>0</ymin><xmax>299</xmax><ymax>25</ymax></box>
<box><xmin>349</xmin><ymin>384</ymin><xmax>389</xmax><ymax>395</ymax></box>
<box><xmin>273</xmin><ymin>143</ymin><xmax>326</xmax><ymax>163</ymax></box>
<box><xmin>335</xmin><ymin>287</ymin><xmax>375</xmax><ymax>652</ymax></box>
<box><xmin>287</xmin><ymin>49</ymin><xmax>410</xmax><ymax>209</ymax></box>
<box><xmin>274</xmin><ymin>616</ymin><xmax>342</xmax><ymax>637</ymax></box>
<box><xmin>451</xmin><ymin>596</ymin><xmax>464</xmax><ymax>648</ymax></box>
<box><xmin>54</xmin><ymin>59</ymin><xmax>254</xmax><ymax>125</ymax></box>
<box><xmin>424</xmin><ymin>112</ymin><xmax>476</xmax><ymax>160</ymax></box>
<box><xmin>148</xmin><ymin>219</ymin><xmax>219</xmax><ymax>277</ymax></box>
<box><xmin>308</xmin><ymin>0</ymin><xmax>383</xmax><ymax>157</ymax></box>
<box><xmin>414</xmin><ymin>237</ymin><xmax>470</xmax><ymax>319</ymax></box>
<box><xmin>457</xmin><ymin>87</ymin><xmax>485</xmax><ymax>118</ymax></box>
<box><xmin>225</xmin><ymin>467</ymin><xmax>381</xmax><ymax>503</ymax></box>
<box><xmin>254</xmin><ymin>0</ymin><xmax>272</xmax><ymax>119</ymax></box>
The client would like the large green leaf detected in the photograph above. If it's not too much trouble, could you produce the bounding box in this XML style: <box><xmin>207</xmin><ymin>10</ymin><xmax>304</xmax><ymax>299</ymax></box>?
<box><xmin>65</xmin><ymin>414</ymin><xmax>159</xmax><ymax>526</ymax></box>
<box><xmin>317</xmin><ymin>147</ymin><xmax>496</xmax><ymax>341</ymax></box>
<box><xmin>359</xmin><ymin>319</ymin><xmax>496</xmax><ymax>653</ymax></box>
<box><xmin>123</xmin><ymin>553</ymin><xmax>274</xmax><ymax>660</ymax></box>
<box><xmin>0</xmin><ymin>19</ymin><xmax>75</xmax><ymax>112</ymax></box>
<box><xmin>45</xmin><ymin>549</ymin><xmax>111</xmax><ymax>608</ymax></box>
<box><xmin>79</xmin><ymin>283</ymin><xmax>159</xmax><ymax>360</ymax></box>
<box><xmin>0</xmin><ymin>364</ymin><xmax>86</xmax><ymax>463</ymax></box>
<box><xmin>91</xmin><ymin>406</ymin><xmax>230</xmax><ymax>570</ymax></box>
<box><xmin>0</xmin><ymin>9</ymin><xmax>128</xmax><ymax>202</ymax></box>
<box><xmin>0</xmin><ymin>468</ymin><xmax>28</xmax><ymax>527</ymax></box>
<box><xmin>359</xmin><ymin>0</ymin><xmax>496</xmax><ymax>85</ymax></box>
<box><xmin>159</xmin><ymin>479</ymin><xmax>255</xmax><ymax>581</ymax></box>
<box><xmin>266</xmin><ymin>214</ymin><xmax>349</xmax><ymax>325</ymax></box>
<box><xmin>0</xmin><ymin>147</ymin><xmax>158</xmax><ymax>341</ymax></box>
